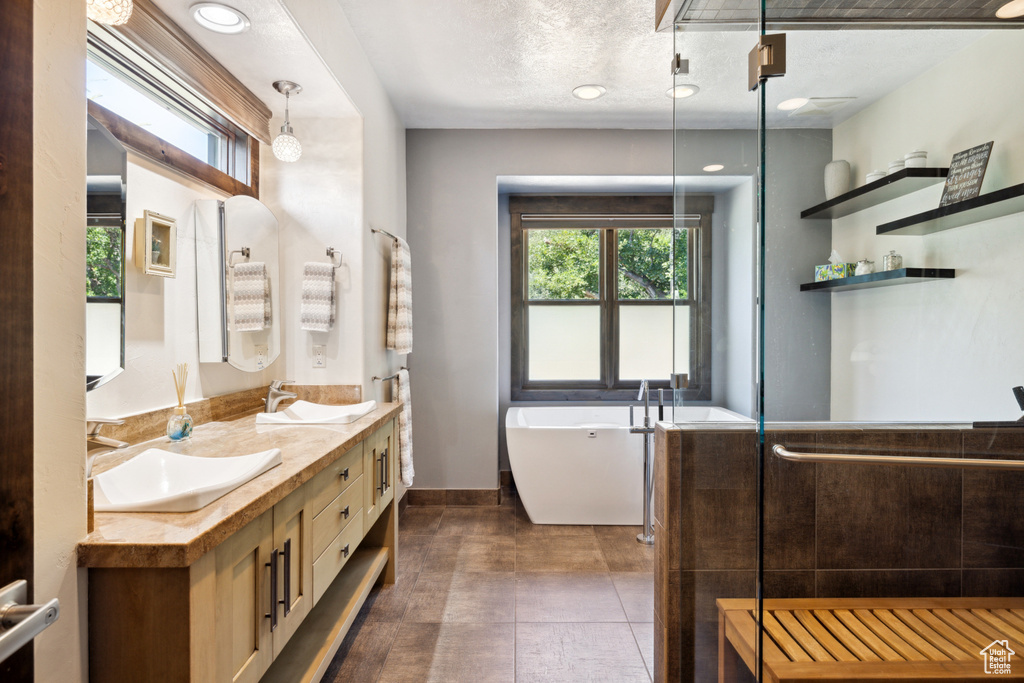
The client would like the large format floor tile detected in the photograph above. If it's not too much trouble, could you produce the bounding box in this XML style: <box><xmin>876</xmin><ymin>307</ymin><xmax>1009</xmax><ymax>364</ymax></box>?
<box><xmin>595</xmin><ymin>526</ymin><xmax>656</xmax><ymax>572</ymax></box>
<box><xmin>611</xmin><ymin>572</ymin><xmax>655</xmax><ymax>623</ymax></box>
<box><xmin>322</xmin><ymin>616</ymin><xmax>400</xmax><ymax>683</ymax></box>
<box><xmin>516</xmin><ymin>534</ymin><xmax>610</xmax><ymax>572</ymax></box>
<box><xmin>515</xmin><ymin>622</ymin><xmax>650</xmax><ymax>683</ymax></box>
<box><xmin>515</xmin><ymin>573</ymin><xmax>627</xmax><ymax>623</ymax></box>
<box><xmin>378</xmin><ymin>623</ymin><xmax>515</xmax><ymax>683</ymax></box>
<box><xmin>436</xmin><ymin>506</ymin><xmax>516</xmax><ymax>536</ymax></box>
<box><xmin>404</xmin><ymin>572</ymin><xmax>515</xmax><ymax>623</ymax></box>
<box><xmin>421</xmin><ymin>535</ymin><xmax>516</xmax><ymax>573</ymax></box>
<box><xmin>397</xmin><ymin>506</ymin><xmax>445</xmax><ymax>537</ymax></box>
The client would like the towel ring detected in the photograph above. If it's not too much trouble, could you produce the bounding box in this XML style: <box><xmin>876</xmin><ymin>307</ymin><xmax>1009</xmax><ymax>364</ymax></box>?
<box><xmin>227</xmin><ymin>247</ymin><xmax>250</xmax><ymax>268</ymax></box>
<box><xmin>326</xmin><ymin>247</ymin><xmax>343</xmax><ymax>269</ymax></box>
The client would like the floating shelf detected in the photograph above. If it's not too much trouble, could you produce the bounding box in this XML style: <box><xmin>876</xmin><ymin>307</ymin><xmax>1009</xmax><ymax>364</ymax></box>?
<box><xmin>799</xmin><ymin>268</ymin><xmax>955</xmax><ymax>292</ymax></box>
<box><xmin>876</xmin><ymin>182</ymin><xmax>1024</xmax><ymax>236</ymax></box>
<box><xmin>801</xmin><ymin>168</ymin><xmax>949</xmax><ymax>220</ymax></box>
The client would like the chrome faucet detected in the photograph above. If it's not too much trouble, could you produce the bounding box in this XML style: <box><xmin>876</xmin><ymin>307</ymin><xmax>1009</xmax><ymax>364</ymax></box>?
<box><xmin>637</xmin><ymin>379</ymin><xmax>650</xmax><ymax>426</ymax></box>
<box><xmin>86</xmin><ymin>418</ymin><xmax>128</xmax><ymax>478</ymax></box>
<box><xmin>264</xmin><ymin>380</ymin><xmax>297</xmax><ymax>413</ymax></box>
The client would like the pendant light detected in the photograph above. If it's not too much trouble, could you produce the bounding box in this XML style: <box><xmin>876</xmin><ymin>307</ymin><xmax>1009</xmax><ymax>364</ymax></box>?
<box><xmin>271</xmin><ymin>81</ymin><xmax>303</xmax><ymax>163</ymax></box>
<box><xmin>87</xmin><ymin>0</ymin><xmax>134</xmax><ymax>25</ymax></box>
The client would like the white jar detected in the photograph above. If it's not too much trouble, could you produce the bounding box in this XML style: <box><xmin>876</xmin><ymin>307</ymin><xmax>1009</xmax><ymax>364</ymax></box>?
<box><xmin>855</xmin><ymin>259</ymin><xmax>875</xmax><ymax>276</ymax></box>
<box><xmin>887</xmin><ymin>159</ymin><xmax>906</xmax><ymax>175</ymax></box>
<box><xmin>865</xmin><ymin>170</ymin><xmax>886</xmax><ymax>184</ymax></box>
<box><xmin>904</xmin><ymin>150</ymin><xmax>928</xmax><ymax>168</ymax></box>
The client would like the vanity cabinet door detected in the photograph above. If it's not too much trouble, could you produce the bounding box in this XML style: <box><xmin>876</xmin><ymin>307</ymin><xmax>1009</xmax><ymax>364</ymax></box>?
<box><xmin>272</xmin><ymin>485</ymin><xmax>312</xmax><ymax>657</ymax></box>
<box><xmin>363</xmin><ymin>420</ymin><xmax>395</xmax><ymax>527</ymax></box>
<box><xmin>214</xmin><ymin>510</ymin><xmax>274</xmax><ymax>683</ymax></box>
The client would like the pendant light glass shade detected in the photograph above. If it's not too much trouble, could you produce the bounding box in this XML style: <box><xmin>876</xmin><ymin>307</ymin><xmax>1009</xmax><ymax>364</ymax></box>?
<box><xmin>87</xmin><ymin>0</ymin><xmax>134</xmax><ymax>25</ymax></box>
<box><xmin>271</xmin><ymin>81</ymin><xmax>303</xmax><ymax>163</ymax></box>
<box><xmin>272</xmin><ymin>130</ymin><xmax>302</xmax><ymax>163</ymax></box>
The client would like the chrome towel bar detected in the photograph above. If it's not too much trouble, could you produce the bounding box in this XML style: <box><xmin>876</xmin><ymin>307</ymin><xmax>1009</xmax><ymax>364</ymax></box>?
<box><xmin>772</xmin><ymin>444</ymin><xmax>1024</xmax><ymax>472</ymax></box>
<box><xmin>372</xmin><ymin>367</ymin><xmax>408</xmax><ymax>382</ymax></box>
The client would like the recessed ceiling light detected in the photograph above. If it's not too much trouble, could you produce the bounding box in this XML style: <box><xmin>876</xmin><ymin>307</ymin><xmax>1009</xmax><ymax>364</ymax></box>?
<box><xmin>996</xmin><ymin>0</ymin><xmax>1024</xmax><ymax>17</ymax></box>
<box><xmin>572</xmin><ymin>85</ymin><xmax>607</xmax><ymax>100</ymax></box>
<box><xmin>777</xmin><ymin>97</ymin><xmax>809</xmax><ymax>111</ymax></box>
<box><xmin>703</xmin><ymin>164</ymin><xmax>724</xmax><ymax>172</ymax></box>
<box><xmin>191</xmin><ymin>3</ymin><xmax>251</xmax><ymax>34</ymax></box>
<box><xmin>667</xmin><ymin>84</ymin><xmax>699</xmax><ymax>99</ymax></box>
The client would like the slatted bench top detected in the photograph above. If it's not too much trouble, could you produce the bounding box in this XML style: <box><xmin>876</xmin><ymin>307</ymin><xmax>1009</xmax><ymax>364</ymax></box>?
<box><xmin>718</xmin><ymin>598</ymin><xmax>1024</xmax><ymax>681</ymax></box>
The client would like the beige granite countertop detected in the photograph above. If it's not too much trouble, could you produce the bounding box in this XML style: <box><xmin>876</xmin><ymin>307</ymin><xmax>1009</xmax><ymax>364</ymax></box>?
<box><xmin>78</xmin><ymin>402</ymin><xmax>401</xmax><ymax>569</ymax></box>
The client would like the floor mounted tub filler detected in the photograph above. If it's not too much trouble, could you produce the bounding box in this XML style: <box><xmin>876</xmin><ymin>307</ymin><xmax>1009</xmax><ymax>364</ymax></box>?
<box><xmin>505</xmin><ymin>405</ymin><xmax>751</xmax><ymax>525</ymax></box>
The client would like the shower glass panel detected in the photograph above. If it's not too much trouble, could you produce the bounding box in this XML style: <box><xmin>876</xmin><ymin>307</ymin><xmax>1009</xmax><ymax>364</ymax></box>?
<box><xmin>667</xmin><ymin>3</ymin><xmax>1024</xmax><ymax>683</ymax></box>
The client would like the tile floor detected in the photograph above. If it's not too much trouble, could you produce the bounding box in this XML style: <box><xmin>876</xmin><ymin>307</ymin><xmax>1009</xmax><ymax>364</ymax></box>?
<box><xmin>323</xmin><ymin>488</ymin><xmax>655</xmax><ymax>682</ymax></box>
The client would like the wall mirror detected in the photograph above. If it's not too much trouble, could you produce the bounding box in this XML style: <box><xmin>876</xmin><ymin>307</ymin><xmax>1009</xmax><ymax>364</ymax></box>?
<box><xmin>195</xmin><ymin>196</ymin><xmax>281</xmax><ymax>372</ymax></box>
<box><xmin>86</xmin><ymin>114</ymin><xmax>127</xmax><ymax>391</ymax></box>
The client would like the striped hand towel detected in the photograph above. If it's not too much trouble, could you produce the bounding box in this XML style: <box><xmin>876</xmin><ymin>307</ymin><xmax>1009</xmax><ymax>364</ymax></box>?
<box><xmin>386</xmin><ymin>236</ymin><xmax>412</xmax><ymax>354</ymax></box>
<box><xmin>392</xmin><ymin>368</ymin><xmax>414</xmax><ymax>487</ymax></box>
<box><xmin>231</xmin><ymin>262</ymin><xmax>270</xmax><ymax>332</ymax></box>
<box><xmin>300</xmin><ymin>262</ymin><xmax>335</xmax><ymax>332</ymax></box>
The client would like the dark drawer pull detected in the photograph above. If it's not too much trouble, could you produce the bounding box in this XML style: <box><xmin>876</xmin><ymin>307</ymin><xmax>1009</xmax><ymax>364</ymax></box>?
<box><xmin>341</xmin><ymin>543</ymin><xmax>350</xmax><ymax>558</ymax></box>
<box><xmin>339</xmin><ymin>467</ymin><xmax>349</xmax><ymax>481</ymax></box>
<box><xmin>340</xmin><ymin>505</ymin><xmax>350</xmax><ymax>520</ymax></box>
<box><xmin>265</xmin><ymin>547</ymin><xmax>279</xmax><ymax>632</ymax></box>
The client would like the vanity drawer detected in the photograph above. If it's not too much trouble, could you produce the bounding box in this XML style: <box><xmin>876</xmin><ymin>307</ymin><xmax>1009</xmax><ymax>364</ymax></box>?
<box><xmin>312</xmin><ymin>511</ymin><xmax>364</xmax><ymax>604</ymax></box>
<box><xmin>312</xmin><ymin>475</ymin><xmax>364</xmax><ymax>560</ymax></box>
<box><xmin>308</xmin><ymin>443</ymin><xmax>363</xmax><ymax>517</ymax></box>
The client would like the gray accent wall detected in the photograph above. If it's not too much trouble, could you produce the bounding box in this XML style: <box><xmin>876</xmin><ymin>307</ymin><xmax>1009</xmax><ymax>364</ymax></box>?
<box><xmin>406</xmin><ymin>128</ymin><xmax>832</xmax><ymax>488</ymax></box>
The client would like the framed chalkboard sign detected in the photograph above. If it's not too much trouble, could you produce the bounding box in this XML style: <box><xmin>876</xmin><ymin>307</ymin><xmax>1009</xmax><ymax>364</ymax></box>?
<box><xmin>939</xmin><ymin>141</ymin><xmax>993</xmax><ymax>207</ymax></box>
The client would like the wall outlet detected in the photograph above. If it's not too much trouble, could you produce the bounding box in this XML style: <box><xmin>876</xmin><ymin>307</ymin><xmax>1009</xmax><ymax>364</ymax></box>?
<box><xmin>312</xmin><ymin>345</ymin><xmax>326</xmax><ymax>368</ymax></box>
<box><xmin>255</xmin><ymin>345</ymin><xmax>268</xmax><ymax>369</ymax></box>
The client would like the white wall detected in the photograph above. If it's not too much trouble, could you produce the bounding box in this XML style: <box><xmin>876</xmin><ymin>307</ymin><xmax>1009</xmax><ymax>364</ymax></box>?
<box><xmin>262</xmin><ymin>116</ymin><xmax>365</xmax><ymax>386</ymax></box>
<box><xmin>829</xmin><ymin>30</ymin><xmax>1024</xmax><ymax>422</ymax></box>
<box><xmin>721</xmin><ymin>180</ymin><xmax>755</xmax><ymax>417</ymax></box>
<box><xmin>33</xmin><ymin>1</ymin><xmax>87</xmax><ymax>681</ymax></box>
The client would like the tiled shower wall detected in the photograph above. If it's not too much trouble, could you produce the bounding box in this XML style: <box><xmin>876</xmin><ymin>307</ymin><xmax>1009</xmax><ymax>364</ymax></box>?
<box><xmin>653</xmin><ymin>426</ymin><xmax>1024</xmax><ymax>683</ymax></box>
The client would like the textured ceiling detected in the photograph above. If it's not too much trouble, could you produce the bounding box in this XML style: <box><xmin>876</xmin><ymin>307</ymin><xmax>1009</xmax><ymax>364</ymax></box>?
<box><xmin>151</xmin><ymin>0</ymin><xmax>358</xmax><ymax>121</ymax></box>
<box><xmin>334</xmin><ymin>0</ymin><xmax>990</xmax><ymax>129</ymax></box>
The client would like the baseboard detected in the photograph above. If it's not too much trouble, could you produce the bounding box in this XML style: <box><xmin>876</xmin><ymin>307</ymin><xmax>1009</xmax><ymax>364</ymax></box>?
<box><xmin>406</xmin><ymin>488</ymin><xmax>500</xmax><ymax>506</ymax></box>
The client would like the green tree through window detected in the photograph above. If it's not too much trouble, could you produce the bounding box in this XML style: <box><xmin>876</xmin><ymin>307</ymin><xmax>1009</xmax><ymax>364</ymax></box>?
<box><xmin>87</xmin><ymin>225</ymin><xmax>122</xmax><ymax>299</ymax></box>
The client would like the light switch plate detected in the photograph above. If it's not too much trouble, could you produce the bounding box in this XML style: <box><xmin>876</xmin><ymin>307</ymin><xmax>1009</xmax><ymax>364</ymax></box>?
<box><xmin>312</xmin><ymin>345</ymin><xmax>326</xmax><ymax>368</ymax></box>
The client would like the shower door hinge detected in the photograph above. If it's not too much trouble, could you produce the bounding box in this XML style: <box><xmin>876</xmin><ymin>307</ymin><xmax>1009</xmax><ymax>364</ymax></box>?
<box><xmin>672</xmin><ymin>53</ymin><xmax>689</xmax><ymax>75</ymax></box>
<box><xmin>748</xmin><ymin>33</ymin><xmax>786</xmax><ymax>91</ymax></box>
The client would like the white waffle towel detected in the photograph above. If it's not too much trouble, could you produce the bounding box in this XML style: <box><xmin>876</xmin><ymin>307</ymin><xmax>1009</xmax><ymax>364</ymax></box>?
<box><xmin>392</xmin><ymin>368</ymin><xmax>414</xmax><ymax>487</ymax></box>
<box><xmin>231</xmin><ymin>262</ymin><xmax>270</xmax><ymax>332</ymax></box>
<box><xmin>300</xmin><ymin>262</ymin><xmax>335</xmax><ymax>332</ymax></box>
<box><xmin>386</xmin><ymin>236</ymin><xmax>412</xmax><ymax>354</ymax></box>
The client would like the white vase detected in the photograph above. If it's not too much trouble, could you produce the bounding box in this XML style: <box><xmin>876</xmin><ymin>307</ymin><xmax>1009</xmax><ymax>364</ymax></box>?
<box><xmin>824</xmin><ymin>160</ymin><xmax>851</xmax><ymax>200</ymax></box>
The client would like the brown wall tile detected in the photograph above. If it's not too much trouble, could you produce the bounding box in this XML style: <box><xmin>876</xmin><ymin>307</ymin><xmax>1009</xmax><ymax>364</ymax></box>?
<box><xmin>763</xmin><ymin>431</ymin><xmax>817</xmax><ymax>571</ymax></box>
<box><xmin>962</xmin><ymin>568</ymin><xmax>1024</xmax><ymax>597</ymax></box>
<box><xmin>963</xmin><ymin>430</ymin><xmax>1024</xmax><ymax>569</ymax></box>
<box><xmin>406</xmin><ymin>489</ymin><xmax>446</xmax><ymax>506</ymax></box>
<box><xmin>815</xmin><ymin>569</ymin><xmax>962</xmax><ymax>598</ymax></box>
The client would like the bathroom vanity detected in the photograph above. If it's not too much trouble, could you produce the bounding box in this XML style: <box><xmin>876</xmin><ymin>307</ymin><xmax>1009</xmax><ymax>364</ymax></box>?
<box><xmin>79</xmin><ymin>401</ymin><xmax>400</xmax><ymax>683</ymax></box>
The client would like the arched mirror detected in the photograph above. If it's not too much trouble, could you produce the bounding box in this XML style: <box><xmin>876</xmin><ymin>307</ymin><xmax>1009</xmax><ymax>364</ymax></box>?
<box><xmin>86</xmin><ymin>115</ymin><xmax>127</xmax><ymax>390</ymax></box>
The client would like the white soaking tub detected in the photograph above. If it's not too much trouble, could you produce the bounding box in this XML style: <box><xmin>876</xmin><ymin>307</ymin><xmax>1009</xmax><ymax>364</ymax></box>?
<box><xmin>505</xmin><ymin>405</ymin><xmax>751</xmax><ymax>525</ymax></box>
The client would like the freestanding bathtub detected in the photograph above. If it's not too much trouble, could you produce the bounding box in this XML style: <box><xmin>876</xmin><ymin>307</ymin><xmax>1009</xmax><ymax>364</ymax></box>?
<box><xmin>505</xmin><ymin>405</ymin><xmax>752</xmax><ymax>525</ymax></box>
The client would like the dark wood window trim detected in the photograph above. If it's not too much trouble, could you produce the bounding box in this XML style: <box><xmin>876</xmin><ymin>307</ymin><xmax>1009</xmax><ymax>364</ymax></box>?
<box><xmin>87</xmin><ymin>0</ymin><xmax>270</xmax><ymax>197</ymax></box>
<box><xmin>510</xmin><ymin>194</ymin><xmax>713</xmax><ymax>402</ymax></box>
<box><xmin>88</xmin><ymin>100</ymin><xmax>258</xmax><ymax>199</ymax></box>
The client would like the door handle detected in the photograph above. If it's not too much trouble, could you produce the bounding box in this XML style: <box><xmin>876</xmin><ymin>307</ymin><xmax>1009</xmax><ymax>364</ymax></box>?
<box><xmin>265</xmin><ymin>548</ymin><xmax>279</xmax><ymax>632</ymax></box>
<box><xmin>0</xmin><ymin>581</ymin><xmax>60</xmax><ymax>665</ymax></box>
<box><xmin>280</xmin><ymin>539</ymin><xmax>291</xmax><ymax>617</ymax></box>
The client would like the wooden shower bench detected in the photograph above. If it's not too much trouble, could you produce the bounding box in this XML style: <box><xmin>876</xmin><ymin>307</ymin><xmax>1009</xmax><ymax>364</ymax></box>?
<box><xmin>717</xmin><ymin>598</ymin><xmax>1024</xmax><ymax>681</ymax></box>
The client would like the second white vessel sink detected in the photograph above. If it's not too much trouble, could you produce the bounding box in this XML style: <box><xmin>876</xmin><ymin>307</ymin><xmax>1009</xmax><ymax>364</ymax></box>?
<box><xmin>93</xmin><ymin>448</ymin><xmax>283</xmax><ymax>513</ymax></box>
<box><xmin>255</xmin><ymin>399</ymin><xmax>377</xmax><ymax>425</ymax></box>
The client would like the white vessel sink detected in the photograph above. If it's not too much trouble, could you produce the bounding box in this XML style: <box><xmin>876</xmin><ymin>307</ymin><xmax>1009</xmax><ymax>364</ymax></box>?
<box><xmin>93</xmin><ymin>448</ymin><xmax>282</xmax><ymax>513</ymax></box>
<box><xmin>254</xmin><ymin>400</ymin><xmax>376</xmax><ymax>425</ymax></box>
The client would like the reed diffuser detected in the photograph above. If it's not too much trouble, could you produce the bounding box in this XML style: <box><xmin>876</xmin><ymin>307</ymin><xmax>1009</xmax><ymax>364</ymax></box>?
<box><xmin>166</xmin><ymin>362</ymin><xmax>194</xmax><ymax>441</ymax></box>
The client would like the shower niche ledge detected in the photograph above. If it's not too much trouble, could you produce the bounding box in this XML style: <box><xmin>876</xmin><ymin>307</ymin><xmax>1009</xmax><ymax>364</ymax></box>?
<box><xmin>801</xmin><ymin>167</ymin><xmax>948</xmax><ymax>220</ymax></box>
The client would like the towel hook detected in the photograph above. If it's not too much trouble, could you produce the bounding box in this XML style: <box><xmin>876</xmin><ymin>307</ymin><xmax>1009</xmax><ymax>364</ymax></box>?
<box><xmin>326</xmin><ymin>246</ymin><xmax>343</xmax><ymax>269</ymax></box>
<box><xmin>227</xmin><ymin>247</ymin><xmax>250</xmax><ymax>268</ymax></box>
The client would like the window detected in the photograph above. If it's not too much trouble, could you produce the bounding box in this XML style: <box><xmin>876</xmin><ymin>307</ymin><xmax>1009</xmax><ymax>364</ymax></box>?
<box><xmin>86</xmin><ymin>0</ymin><xmax>272</xmax><ymax>198</ymax></box>
<box><xmin>510</xmin><ymin>195</ymin><xmax>713</xmax><ymax>401</ymax></box>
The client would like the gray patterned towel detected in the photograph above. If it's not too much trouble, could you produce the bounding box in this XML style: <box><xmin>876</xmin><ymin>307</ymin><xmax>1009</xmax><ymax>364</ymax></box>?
<box><xmin>231</xmin><ymin>262</ymin><xmax>270</xmax><ymax>332</ymax></box>
<box><xmin>301</xmin><ymin>262</ymin><xmax>335</xmax><ymax>332</ymax></box>
<box><xmin>392</xmin><ymin>368</ymin><xmax>414</xmax><ymax>487</ymax></box>
<box><xmin>386</xmin><ymin>236</ymin><xmax>412</xmax><ymax>354</ymax></box>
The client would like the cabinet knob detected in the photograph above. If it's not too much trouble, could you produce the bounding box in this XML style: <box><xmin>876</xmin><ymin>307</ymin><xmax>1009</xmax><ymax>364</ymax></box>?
<box><xmin>340</xmin><ymin>505</ymin><xmax>350</xmax><ymax>520</ymax></box>
<box><xmin>341</xmin><ymin>544</ymin><xmax>350</xmax><ymax>558</ymax></box>
<box><xmin>339</xmin><ymin>467</ymin><xmax>349</xmax><ymax>481</ymax></box>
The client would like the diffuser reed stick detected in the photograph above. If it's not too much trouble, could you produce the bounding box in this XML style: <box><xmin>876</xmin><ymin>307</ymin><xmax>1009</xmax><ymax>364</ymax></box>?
<box><xmin>167</xmin><ymin>362</ymin><xmax>193</xmax><ymax>441</ymax></box>
<box><xmin>172</xmin><ymin>362</ymin><xmax>188</xmax><ymax>408</ymax></box>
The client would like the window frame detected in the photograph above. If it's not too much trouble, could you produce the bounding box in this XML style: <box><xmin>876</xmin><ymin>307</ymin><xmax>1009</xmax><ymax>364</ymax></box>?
<box><xmin>510</xmin><ymin>194</ymin><xmax>713</xmax><ymax>402</ymax></box>
<box><xmin>86</xmin><ymin>0</ymin><xmax>271</xmax><ymax>198</ymax></box>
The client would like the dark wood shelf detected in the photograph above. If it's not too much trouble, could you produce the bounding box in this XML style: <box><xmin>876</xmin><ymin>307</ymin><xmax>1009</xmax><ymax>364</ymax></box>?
<box><xmin>799</xmin><ymin>268</ymin><xmax>955</xmax><ymax>292</ymax></box>
<box><xmin>876</xmin><ymin>182</ymin><xmax>1024</xmax><ymax>236</ymax></box>
<box><xmin>801</xmin><ymin>168</ymin><xmax>949</xmax><ymax>220</ymax></box>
